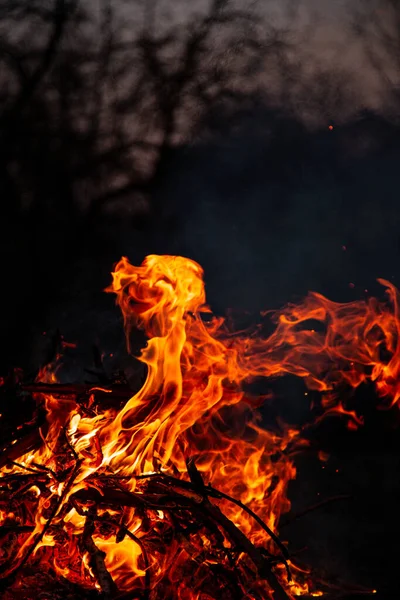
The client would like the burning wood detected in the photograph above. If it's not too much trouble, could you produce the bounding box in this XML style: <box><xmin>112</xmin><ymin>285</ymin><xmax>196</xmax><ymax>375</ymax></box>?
<box><xmin>0</xmin><ymin>380</ymin><xmax>293</xmax><ymax>600</ymax></box>
<box><xmin>0</xmin><ymin>254</ymin><xmax>395</xmax><ymax>598</ymax></box>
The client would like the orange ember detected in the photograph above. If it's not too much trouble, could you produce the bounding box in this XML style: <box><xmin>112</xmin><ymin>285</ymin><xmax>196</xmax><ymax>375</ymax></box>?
<box><xmin>1</xmin><ymin>254</ymin><xmax>397</xmax><ymax>598</ymax></box>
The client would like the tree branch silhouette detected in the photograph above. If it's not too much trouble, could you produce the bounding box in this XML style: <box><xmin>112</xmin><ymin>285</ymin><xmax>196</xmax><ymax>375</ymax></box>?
<box><xmin>351</xmin><ymin>0</ymin><xmax>400</xmax><ymax>114</ymax></box>
<box><xmin>1</xmin><ymin>0</ymin><xmax>77</xmax><ymax>129</ymax></box>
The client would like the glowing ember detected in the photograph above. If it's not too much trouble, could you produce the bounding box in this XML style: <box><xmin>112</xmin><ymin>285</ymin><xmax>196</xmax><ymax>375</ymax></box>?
<box><xmin>0</xmin><ymin>254</ymin><xmax>396</xmax><ymax>598</ymax></box>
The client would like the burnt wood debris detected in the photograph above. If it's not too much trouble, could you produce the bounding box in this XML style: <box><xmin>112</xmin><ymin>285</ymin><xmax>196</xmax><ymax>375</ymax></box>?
<box><xmin>0</xmin><ymin>367</ymin><xmax>294</xmax><ymax>600</ymax></box>
<box><xmin>0</xmin><ymin>365</ymin><xmax>375</xmax><ymax>600</ymax></box>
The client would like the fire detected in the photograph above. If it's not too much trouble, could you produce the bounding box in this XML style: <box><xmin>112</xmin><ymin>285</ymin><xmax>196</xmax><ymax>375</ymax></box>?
<box><xmin>1</xmin><ymin>254</ymin><xmax>396</xmax><ymax>598</ymax></box>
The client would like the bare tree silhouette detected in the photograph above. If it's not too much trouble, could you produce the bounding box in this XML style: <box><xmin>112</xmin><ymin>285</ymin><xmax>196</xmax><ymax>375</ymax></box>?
<box><xmin>0</xmin><ymin>0</ymin><xmax>281</xmax><ymax>221</ymax></box>
<box><xmin>0</xmin><ymin>0</ymin><xmax>284</xmax><ymax>370</ymax></box>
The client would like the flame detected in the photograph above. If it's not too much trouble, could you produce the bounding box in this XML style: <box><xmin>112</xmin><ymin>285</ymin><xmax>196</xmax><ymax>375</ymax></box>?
<box><xmin>1</xmin><ymin>254</ymin><xmax>395</xmax><ymax>597</ymax></box>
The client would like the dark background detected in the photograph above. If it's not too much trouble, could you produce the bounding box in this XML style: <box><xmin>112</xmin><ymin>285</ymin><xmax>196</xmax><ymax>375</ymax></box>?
<box><xmin>0</xmin><ymin>0</ymin><xmax>400</xmax><ymax>597</ymax></box>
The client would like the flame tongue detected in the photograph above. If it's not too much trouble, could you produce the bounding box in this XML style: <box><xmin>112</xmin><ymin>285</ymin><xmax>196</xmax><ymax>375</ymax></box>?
<box><xmin>1</xmin><ymin>254</ymin><xmax>396</xmax><ymax>597</ymax></box>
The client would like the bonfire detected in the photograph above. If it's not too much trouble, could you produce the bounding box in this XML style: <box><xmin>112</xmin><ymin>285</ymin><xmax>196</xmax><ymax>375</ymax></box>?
<box><xmin>0</xmin><ymin>254</ymin><xmax>393</xmax><ymax>599</ymax></box>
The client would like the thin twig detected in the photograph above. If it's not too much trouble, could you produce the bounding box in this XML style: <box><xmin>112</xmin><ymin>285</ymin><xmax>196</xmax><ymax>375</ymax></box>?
<box><xmin>7</xmin><ymin>460</ymin><xmax>42</xmax><ymax>475</ymax></box>
<box><xmin>280</xmin><ymin>495</ymin><xmax>352</xmax><ymax>529</ymax></box>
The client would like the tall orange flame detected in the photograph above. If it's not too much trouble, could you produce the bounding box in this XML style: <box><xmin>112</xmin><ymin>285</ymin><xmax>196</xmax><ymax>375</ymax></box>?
<box><xmin>1</xmin><ymin>254</ymin><xmax>398</xmax><ymax>598</ymax></box>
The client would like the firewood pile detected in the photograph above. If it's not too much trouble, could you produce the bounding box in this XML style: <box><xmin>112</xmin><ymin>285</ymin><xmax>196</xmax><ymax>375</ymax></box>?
<box><xmin>0</xmin><ymin>378</ymin><xmax>294</xmax><ymax>600</ymax></box>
